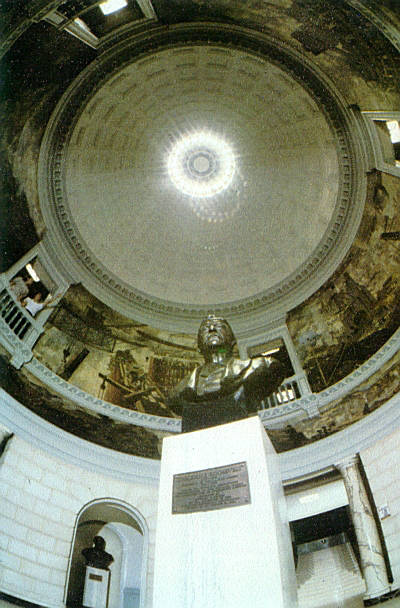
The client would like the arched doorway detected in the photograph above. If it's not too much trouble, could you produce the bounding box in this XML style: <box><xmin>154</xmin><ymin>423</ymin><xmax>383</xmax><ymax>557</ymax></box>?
<box><xmin>65</xmin><ymin>499</ymin><xmax>148</xmax><ymax>608</ymax></box>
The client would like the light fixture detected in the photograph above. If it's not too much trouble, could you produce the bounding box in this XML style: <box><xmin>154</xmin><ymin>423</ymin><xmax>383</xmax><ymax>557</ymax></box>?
<box><xmin>99</xmin><ymin>0</ymin><xmax>128</xmax><ymax>16</ymax></box>
<box><xmin>25</xmin><ymin>263</ymin><xmax>40</xmax><ymax>282</ymax></box>
<box><xmin>167</xmin><ymin>131</ymin><xmax>235</xmax><ymax>198</ymax></box>
<box><xmin>74</xmin><ymin>18</ymin><xmax>91</xmax><ymax>32</ymax></box>
<box><xmin>387</xmin><ymin>120</ymin><xmax>400</xmax><ymax>144</ymax></box>
<box><xmin>262</xmin><ymin>348</ymin><xmax>280</xmax><ymax>356</ymax></box>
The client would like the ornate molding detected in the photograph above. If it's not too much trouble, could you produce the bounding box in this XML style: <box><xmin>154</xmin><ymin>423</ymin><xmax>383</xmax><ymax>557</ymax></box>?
<box><xmin>38</xmin><ymin>21</ymin><xmax>367</xmax><ymax>334</ymax></box>
<box><xmin>0</xmin><ymin>388</ymin><xmax>161</xmax><ymax>484</ymax></box>
<box><xmin>259</xmin><ymin>327</ymin><xmax>400</xmax><ymax>424</ymax></box>
<box><xmin>2</xmin><ymin>384</ymin><xmax>400</xmax><ymax>487</ymax></box>
<box><xmin>335</xmin><ymin>455</ymin><xmax>359</xmax><ymax>473</ymax></box>
<box><xmin>25</xmin><ymin>356</ymin><xmax>182</xmax><ymax>433</ymax></box>
<box><xmin>0</xmin><ymin>319</ymin><xmax>34</xmax><ymax>370</ymax></box>
<box><xmin>17</xmin><ymin>327</ymin><xmax>399</xmax><ymax>433</ymax></box>
<box><xmin>279</xmin><ymin>390</ymin><xmax>400</xmax><ymax>482</ymax></box>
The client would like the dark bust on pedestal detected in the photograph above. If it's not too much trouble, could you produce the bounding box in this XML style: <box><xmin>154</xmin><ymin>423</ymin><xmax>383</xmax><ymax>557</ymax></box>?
<box><xmin>168</xmin><ymin>316</ymin><xmax>286</xmax><ymax>432</ymax></box>
<box><xmin>82</xmin><ymin>536</ymin><xmax>114</xmax><ymax>570</ymax></box>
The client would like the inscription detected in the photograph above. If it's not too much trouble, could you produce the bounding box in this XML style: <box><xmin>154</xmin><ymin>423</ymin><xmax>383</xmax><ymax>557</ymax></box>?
<box><xmin>172</xmin><ymin>461</ymin><xmax>250</xmax><ymax>514</ymax></box>
<box><xmin>89</xmin><ymin>573</ymin><xmax>103</xmax><ymax>581</ymax></box>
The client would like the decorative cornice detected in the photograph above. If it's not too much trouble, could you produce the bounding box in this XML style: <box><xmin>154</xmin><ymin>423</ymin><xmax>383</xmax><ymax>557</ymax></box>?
<box><xmin>25</xmin><ymin>356</ymin><xmax>182</xmax><ymax>433</ymax></box>
<box><xmin>2</xmin><ymin>385</ymin><xmax>400</xmax><ymax>487</ymax></box>
<box><xmin>279</xmin><ymin>390</ymin><xmax>400</xmax><ymax>482</ymax></box>
<box><xmin>38</xmin><ymin>21</ymin><xmax>367</xmax><ymax>334</ymax></box>
<box><xmin>19</xmin><ymin>326</ymin><xmax>399</xmax><ymax>433</ymax></box>
<box><xmin>257</xmin><ymin>327</ymin><xmax>400</xmax><ymax>424</ymax></box>
<box><xmin>335</xmin><ymin>455</ymin><xmax>359</xmax><ymax>473</ymax></box>
<box><xmin>0</xmin><ymin>388</ymin><xmax>161</xmax><ymax>484</ymax></box>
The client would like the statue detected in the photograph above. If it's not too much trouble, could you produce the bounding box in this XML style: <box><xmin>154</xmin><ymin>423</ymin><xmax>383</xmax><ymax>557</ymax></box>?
<box><xmin>168</xmin><ymin>316</ymin><xmax>286</xmax><ymax>432</ymax></box>
<box><xmin>82</xmin><ymin>536</ymin><xmax>114</xmax><ymax>570</ymax></box>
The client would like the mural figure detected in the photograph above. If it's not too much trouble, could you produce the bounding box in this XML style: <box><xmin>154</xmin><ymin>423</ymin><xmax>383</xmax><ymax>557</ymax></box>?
<box><xmin>99</xmin><ymin>349</ymin><xmax>185</xmax><ymax>417</ymax></box>
<box><xmin>168</xmin><ymin>315</ymin><xmax>286</xmax><ymax>432</ymax></box>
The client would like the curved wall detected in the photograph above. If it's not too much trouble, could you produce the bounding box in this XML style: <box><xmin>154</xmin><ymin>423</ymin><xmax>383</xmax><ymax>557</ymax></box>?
<box><xmin>1</xmin><ymin>3</ymin><xmax>400</xmax><ymax>604</ymax></box>
<box><xmin>0</xmin><ymin>391</ymin><xmax>158</xmax><ymax>607</ymax></box>
<box><xmin>2</xmin><ymin>389</ymin><xmax>400</xmax><ymax>604</ymax></box>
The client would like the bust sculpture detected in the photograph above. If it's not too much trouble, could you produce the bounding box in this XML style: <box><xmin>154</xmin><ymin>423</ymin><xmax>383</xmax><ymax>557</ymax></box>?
<box><xmin>168</xmin><ymin>316</ymin><xmax>286</xmax><ymax>432</ymax></box>
<box><xmin>82</xmin><ymin>536</ymin><xmax>114</xmax><ymax>570</ymax></box>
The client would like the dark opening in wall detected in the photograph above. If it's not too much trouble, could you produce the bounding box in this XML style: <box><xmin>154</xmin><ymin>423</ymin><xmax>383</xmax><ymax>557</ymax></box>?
<box><xmin>290</xmin><ymin>505</ymin><xmax>359</xmax><ymax>566</ymax></box>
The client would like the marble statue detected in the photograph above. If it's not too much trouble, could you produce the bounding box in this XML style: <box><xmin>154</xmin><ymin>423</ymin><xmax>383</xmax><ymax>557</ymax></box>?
<box><xmin>169</xmin><ymin>315</ymin><xmax>286</xmax><ymax>431</ymax></box>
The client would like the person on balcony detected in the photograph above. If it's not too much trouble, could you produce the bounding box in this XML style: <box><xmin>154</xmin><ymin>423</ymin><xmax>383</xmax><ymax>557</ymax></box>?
<box><xmin>22</xmin><ymin>293</ymin><xmax>45</xmax><ymax>317</ymax></box>
<box><xmin>9</xmin><ymin>276</ymin><xmax>34</xmax><ymax>303</ymax></box>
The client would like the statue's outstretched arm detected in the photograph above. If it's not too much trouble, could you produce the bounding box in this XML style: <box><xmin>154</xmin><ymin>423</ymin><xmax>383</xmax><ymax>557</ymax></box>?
<box><xmin>243</xmin><ymin>356</ymin><xmax>286</xmax><ymax>411</ymax></box>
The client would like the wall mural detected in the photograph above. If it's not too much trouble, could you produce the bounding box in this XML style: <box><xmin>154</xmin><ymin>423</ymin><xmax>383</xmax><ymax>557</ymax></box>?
<box><xmin>32</xmin><ymin>169</ymin><xmax>400</xmax><ymax>408</ymax></box>
<box><xmin>0</xmin><ymin>348</ymin><xmax>161</xmax><ymax>459</ymax></box>
<box><xmin>2</xmin><ymin>343</ymin><xmax>400</xmax><ymax>456</ymax></box>
<box><xmin>287</xmin><ymin>171</ymin><xmax>400</xmax><ymax>392</ymax></box>
<box><xmin>268</xmin><ymin>348</ymin><xmax>400</xmax><ymax>451</ymax></box>
<box><xmin>33</xmin><ymin>285</ymin><xmax>201</xmax><ymax>417</ymax></box>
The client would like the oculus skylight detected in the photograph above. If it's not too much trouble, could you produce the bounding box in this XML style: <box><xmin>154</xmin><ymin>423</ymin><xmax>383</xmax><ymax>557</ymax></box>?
<box><xmin>167</xmin><ymin>131</ymin><xmax>235</xmax><ymax>198</ymax></box>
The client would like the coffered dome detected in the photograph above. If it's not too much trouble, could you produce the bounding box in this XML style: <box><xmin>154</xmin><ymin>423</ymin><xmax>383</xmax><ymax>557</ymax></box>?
<box><xmin>39</xmin><ymin>24</ymin><xmax>365</xmax><ymax>333</ymax></box>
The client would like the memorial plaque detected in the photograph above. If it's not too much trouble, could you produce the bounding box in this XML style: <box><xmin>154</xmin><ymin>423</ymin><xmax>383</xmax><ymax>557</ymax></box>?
<box><xmin>172</xmin><ymin>461</ymin><xmax>250</xmax><ymax>514</ymax></box>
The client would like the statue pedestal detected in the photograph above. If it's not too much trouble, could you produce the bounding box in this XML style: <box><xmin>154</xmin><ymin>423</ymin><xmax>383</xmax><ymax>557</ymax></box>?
<box><xmin>82</xmin><ymin>566</ymin><xmax>110</xmax><ymax>608</ymax></box>
<box><xmin>153</xmin><ymin>416</ymin><xmax>298</xmax><ymax>608</ymax></box>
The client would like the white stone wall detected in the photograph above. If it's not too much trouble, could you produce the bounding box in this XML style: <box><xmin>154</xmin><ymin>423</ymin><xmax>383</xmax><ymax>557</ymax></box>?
<box><xmin>360</xmin><ymin>427</ymin><xmax>400</xmax><ymax>591</ymax></box>
<box><xmin>0</xmin><ymin>430</ymin><xmax>158</xmax><ymax>608</ymax></box>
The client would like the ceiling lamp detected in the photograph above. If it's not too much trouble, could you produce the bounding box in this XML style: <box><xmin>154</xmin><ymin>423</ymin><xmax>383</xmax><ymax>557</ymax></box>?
<box><xmin>167</xmin><ymin>131</ymin><xmax>235</xmax><ymax>198</ymax></box>
<box><xmin>99</xmin><ymin>0</ymin><xmax>128</xmax><ymax>15</ymax></box>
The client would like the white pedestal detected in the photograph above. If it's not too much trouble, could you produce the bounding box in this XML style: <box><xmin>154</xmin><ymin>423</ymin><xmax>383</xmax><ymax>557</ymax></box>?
<box><xmin>153</xmin><ymin>416</ymin><xmax>298</xmax><ymax>608</ymax></box>
<box><xmin>83</xmin><ymin>566</ymin><xmax>110</xmax><ymax>608</ymax></box>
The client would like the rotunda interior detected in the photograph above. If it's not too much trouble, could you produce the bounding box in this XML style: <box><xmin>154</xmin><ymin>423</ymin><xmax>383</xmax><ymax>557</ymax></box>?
<box><xmin>0</xmin><ymin>1</ymin><xmax>400</xmax><ymax>607</ymax></box>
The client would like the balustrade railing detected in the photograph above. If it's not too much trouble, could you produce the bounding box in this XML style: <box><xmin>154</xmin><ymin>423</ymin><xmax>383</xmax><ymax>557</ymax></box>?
<box><xmin>261</xmin><ymin>376</ymin><xmax>302</xmax><ymax>409</ymax></box>
<box><xmin>0</xmin><ymin>285</ymin><xmax>44</xmax><ymax>356</ymax></box>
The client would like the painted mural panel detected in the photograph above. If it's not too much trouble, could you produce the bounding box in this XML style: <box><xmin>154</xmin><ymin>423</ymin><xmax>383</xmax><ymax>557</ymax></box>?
<box><xmin>287</xmin><ymin>171</ymin><xmax>400</xmax><ymax>392</ymax></box>
<box><xmin>0</xmin><ymin>347</ymin><xmax>161</xmax><ymax>458</ymax></box>
<box><xmin>33</xmin><ymin>285</ymin><xmax>201</xmax><ymax>417</ymax></box>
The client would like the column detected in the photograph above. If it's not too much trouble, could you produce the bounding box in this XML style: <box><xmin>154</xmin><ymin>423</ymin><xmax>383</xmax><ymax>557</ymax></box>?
<box><xmin>337</xmin><ymin>456</ymin><xmax>390</xmax><ymax>599</ymax></box>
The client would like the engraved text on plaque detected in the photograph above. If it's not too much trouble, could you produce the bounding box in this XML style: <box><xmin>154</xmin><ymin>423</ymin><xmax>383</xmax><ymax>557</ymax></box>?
<box><xmin>172</xmin><ymin>461</ymin><xmax>250</xmax><ymax>514</ymax></box>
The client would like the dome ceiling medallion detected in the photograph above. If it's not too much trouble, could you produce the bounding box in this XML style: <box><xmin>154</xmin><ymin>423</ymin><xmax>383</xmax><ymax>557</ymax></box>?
<box><xmin>39</xmin><ymin>23</ymin><xmax>365</xmax><ymax>332</ymax></box>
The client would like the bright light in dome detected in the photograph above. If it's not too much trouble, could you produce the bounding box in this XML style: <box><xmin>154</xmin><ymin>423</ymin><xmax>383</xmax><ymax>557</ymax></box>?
<box><xmin>387</xmin><ymin>120</ymin><xmax>400</xmax><ymax>143</ymax></box>
<box><xmin>167</xmin><ymin>131</ymin><xmax>235</xmax><ymax>198</ymax></box>
<box><xmin>100</xmin><ymin>0</ymin><xmax>128</xmax><ymax>15</ymax></box>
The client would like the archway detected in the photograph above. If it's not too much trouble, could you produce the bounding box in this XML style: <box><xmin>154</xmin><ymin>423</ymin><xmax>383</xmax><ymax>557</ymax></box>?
<box><xmin>65</xmin><ymin>499</ymin><xmax>148</xmax><ymax>608</ymax></box>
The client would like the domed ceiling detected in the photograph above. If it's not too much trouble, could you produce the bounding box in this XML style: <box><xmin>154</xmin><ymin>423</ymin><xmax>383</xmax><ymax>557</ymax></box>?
<box><xmin>39</xmin><ymin>23</ymin><xmax>365</xmax><ymax>332</ymax></box>
<box><xmin>1</xmin><ymin>1</ymin><xmax>400</xmax><ymax>457</ymax></box>
<box><xmin>65</xmin><ymin>44</ymin><xmax>338</xmax><ymax>304</ymax></box>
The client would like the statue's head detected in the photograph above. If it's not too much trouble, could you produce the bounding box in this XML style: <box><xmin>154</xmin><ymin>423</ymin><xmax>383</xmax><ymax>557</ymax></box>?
<box><xmin>197</xmin><ymin>316</ymin><xmax>236</xmax><ymax>358</ymax></box>
<box><xmin>93</xmin><ymin>536</ymin><xmax>106</xmax><ymax>550</ymax></box>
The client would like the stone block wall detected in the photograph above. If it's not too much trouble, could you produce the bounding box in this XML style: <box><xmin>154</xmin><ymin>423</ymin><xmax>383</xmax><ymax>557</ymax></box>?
<box><xmin>0</xmin><ymin>432</ymin><xmax>158</xmax><ymax>608</ymax></box>
<box><xmin>360</xmin><ymin>427</ymin><xmax>400</xmax><ymax>590</ymax></box>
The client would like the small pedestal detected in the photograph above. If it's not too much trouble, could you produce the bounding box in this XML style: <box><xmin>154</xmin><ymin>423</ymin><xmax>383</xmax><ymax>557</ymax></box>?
<box><xmin>82</xmin><ymin>566</ymin><xmax>110</xmax><ymax>608</ymax></box>
<box><xmin>153</xmin><ymin>415</ymin><xmax>298</xmax><ymax>608</ymax></box>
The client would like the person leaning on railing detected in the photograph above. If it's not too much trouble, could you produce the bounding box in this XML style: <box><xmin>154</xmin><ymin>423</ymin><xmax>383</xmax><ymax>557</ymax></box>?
<box><xmin>9</xmin><ymin>276</ymin><xmax>34</xmax><ymax>303</ymax></box>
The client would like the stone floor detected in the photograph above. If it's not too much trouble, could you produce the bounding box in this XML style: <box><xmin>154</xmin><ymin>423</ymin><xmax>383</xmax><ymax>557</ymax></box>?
<box><xmin>1</xmin><ymin>595</ymin><xmax>400</xmax><ymax>608</ymax></box>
